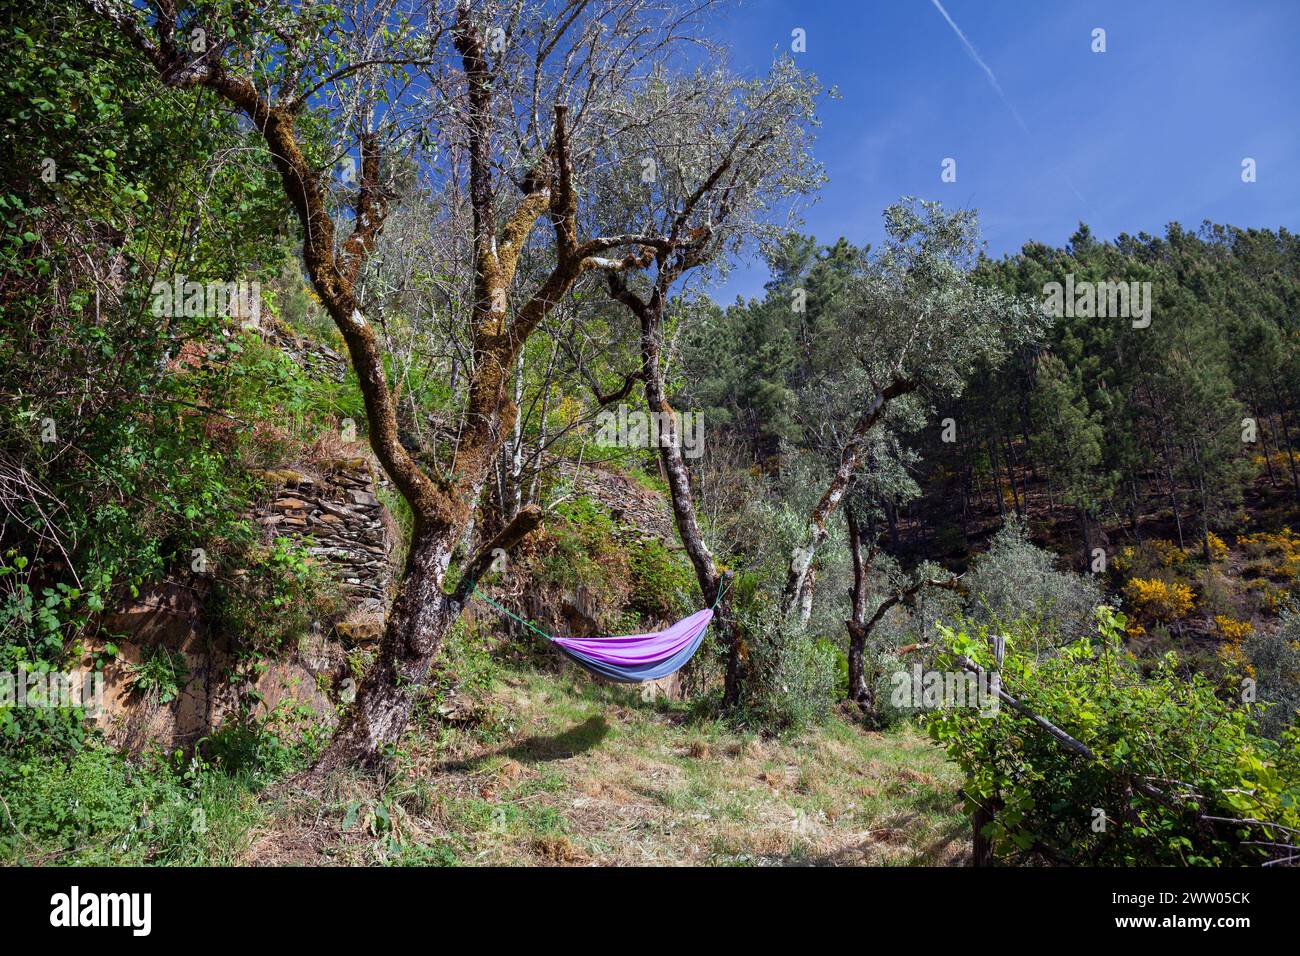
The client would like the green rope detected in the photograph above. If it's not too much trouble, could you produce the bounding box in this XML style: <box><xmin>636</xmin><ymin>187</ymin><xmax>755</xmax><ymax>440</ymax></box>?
<box><xmin>469</xmin><ymin>586</ymin><xmax>555</xmax><ymax>641</ymax></box>
<box><xmin>710</xmin><ymin>574</ymin><xmax>732</xmax><ymax>610</ymax></box>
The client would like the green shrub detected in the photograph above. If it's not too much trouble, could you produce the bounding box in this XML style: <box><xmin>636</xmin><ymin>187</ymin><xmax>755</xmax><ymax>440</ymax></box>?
<box><xmin>964</xmin><ymin>519</ymin><xmax>1103</xmax><ymax>644</ymax></box>
<box><xmin>226</xmin><ymin>334</ymin><xmax>365</xmax><ymax>455</ymax></box>
<box><xmin>124</xmin><ymin>646</ymin><xmax>190</xmax><ymax>705</ymax></box>
<box><xmin>735</xmin><ymin>596</ymin><xmax>837</xmax><ymax>732</ymax></box>
<box><xmin>1246</xmin><ymin>606</ymin><xmax>1300</xmax><ymax>739</ymax></box>
<box><xmin>865</xmin><ymin>650</ymin><xmax>920</xmax><ymax>729</ymax></box>
<box><xmin>627</xmin><ymin>537</ymin><xmax>695</xmax><ymax>620</ymax></box>
<box><xmin>925</xmin><ymin>606</ymin><xmax>1300</xmax><ymax>865</ymax></box>
<box><xmin>201</xmin><ymin>701</ymin><xmax>328</xmax><ymax>784</ymax></box>
<box><xmin>0</xmin><ymin>700</ymin><xmax>322</xmax><ymax>864</ymax></box>
<box><xmin>0</xmin><ymin>744</ymin><xmax>171</xmax><ymax>862</ymax></box>
<box><xmin>529</xmin><ymin>497</ymin><xmax>630</xmax><ymax>625</ymax></box>
<box><xmin>0</xmin><ymin>742</ymin><xmax>262</xmax><ymax>865</ymax></box>
<box><xmin>209</xmin><ymin>537</ymin><xmax>344</xmax><ymax>656</ymax></box>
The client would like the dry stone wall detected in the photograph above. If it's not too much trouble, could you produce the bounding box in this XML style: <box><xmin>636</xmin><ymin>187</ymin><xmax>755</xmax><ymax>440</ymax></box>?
<box><xmin>254</xmin><ymin>458</ymin><xmax>394</xmax><ymax>612</ymax></box>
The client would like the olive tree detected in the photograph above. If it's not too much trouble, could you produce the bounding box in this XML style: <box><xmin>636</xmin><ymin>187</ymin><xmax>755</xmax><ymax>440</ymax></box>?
<box><xmin>85</xmin><ymin>0</ymin><xmax>736</xmax><ymax>775</ymax></box>
<box><xmin>780</xmin><ymin>199</ymin><xmax>1044</xmax><ymax>618</ymax></box>
<box><xmin>592</xmin><ymin>58</ymin><xmax>825</xmax><ymax>704</ymax></box>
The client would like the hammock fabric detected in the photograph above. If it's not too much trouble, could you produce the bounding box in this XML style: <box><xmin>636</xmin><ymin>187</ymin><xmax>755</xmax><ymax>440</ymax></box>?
<box><xmin>470</xmin><ymin>580</ymin><xmax>727</xmax><ymax>684</ymax></box>
<box><xmin>551</xmin><ymin>609</ymin><xmax>714</xmax><ymax>683</ymax></box>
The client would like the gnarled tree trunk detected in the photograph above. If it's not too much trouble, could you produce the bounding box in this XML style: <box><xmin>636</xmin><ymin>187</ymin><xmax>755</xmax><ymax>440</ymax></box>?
<box><xmin>781</xmin><ymin>377</ymin><xmax>916</xmax><ymax>619</ymax></box>
<box><xmin>845</xmin><ymin>507</ymin><xmax>873</xmax><ymax>712</ymax></box>
<box><xmin>609</xmin><ymin>280</ymin><xmax>742</xmax><ymax>706</ymax></box>
<box><xmin>845</xmin><ymin>505</ymin><xmax>962</xmax><ymax>723</ymax></box>
<box><xmin>308</xmin><ymin>524</ymin><xmax>458</xmax><ymax>776</ymax></box>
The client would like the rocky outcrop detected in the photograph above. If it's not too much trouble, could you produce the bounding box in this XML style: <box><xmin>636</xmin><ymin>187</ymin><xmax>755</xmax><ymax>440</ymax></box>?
<box><xmin>260</xmin><ymin>323</ymin><xmax>350</xmax><ymax>382</ymax></box>
<box><xmin>85</xmin><ymin>579</ymin><xmax>343</xmax><ymax>753</ymax></box>
<box><xmin>552</xmin><ymin>459</ymin><xmax>680</xmax><ymax>546</ymax></box>
<box><xmin>81</xmin><ymin>454</ymin><xmax>398</xmax><ymax>751</ymax></box>
<box><xmin>83</xmin><ymin>458</ymin><xmax>399</xmax><ymax>751</ymax></box>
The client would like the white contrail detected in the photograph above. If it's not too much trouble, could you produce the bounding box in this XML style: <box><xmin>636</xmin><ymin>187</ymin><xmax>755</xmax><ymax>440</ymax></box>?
<box><xmin>928</xmin><ymin>0</ymin><xmax>1086</xmax><ymax>205</ymax></box>
<box><xmin>929</xmin><ymin>0</ymin><xmax>1031</xmax><ymax>136</ymax></box>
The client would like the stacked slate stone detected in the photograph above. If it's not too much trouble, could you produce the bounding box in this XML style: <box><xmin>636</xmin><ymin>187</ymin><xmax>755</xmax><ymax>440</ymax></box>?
<box><xmin>255</xmin><ymin>459</ymin><xmax>392</xmax><ymax>611</ymax></box>
<box><xmin>261</xmin><ymin>324</ymin><xmax>350</xmax><ymax>383</ymax></box>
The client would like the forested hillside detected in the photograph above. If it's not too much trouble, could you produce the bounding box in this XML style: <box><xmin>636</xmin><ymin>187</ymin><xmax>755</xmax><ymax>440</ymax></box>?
<box><xmin>2</xmin><ymin>1</ymin><xmax>1299</xmax><ymax>871</ymax></box>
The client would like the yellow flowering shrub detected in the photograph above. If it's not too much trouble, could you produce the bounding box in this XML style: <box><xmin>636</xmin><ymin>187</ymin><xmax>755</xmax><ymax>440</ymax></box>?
<box><xmin>1217</xmin><ymin>640</ymin><xmax>1254</xmax><ymax>677</ymax></box>
<box><xmin>1214</xmin><ymin>615</ymin><xmax>1256</xmax><ymax>677</ymax></box>
<box><xmin>1149</xmin><ymin>539</ymin><xmax>1190</xmax><ymax>567</ymax></box>
<box><xmin>1214</xmin><ymin>615</ymin><xmax>1254</xmax><ymax>642</ymax></box>
<box><xmin>1238</xmin><ymin>527</ymin><xmax>1300</xmax><ymax>559</ymax></box>
<box><xmin>1251</xmin><ymin>451</ymin><xmax>1300</xmax><ymax>474</ymax></box>
<box><xmin>1238</xmin><ymin>528</ymin><xmax>1300</xmax><ymax>583</ymax></box>
<box><xmin>1262</xmin><ymin>587</ymin><xmax>1292</xmax><ymax>614</ymax></box>
<box><xmin>1206</xmin><ymin>531</ymin><xmax>1229</xmax><ymax>562</ymax></box>
<box><xmin>1244</xmin><ymin>576</ymin><xmax>1291</xmax><ymax>613</ymax></box>
<box><xmin>1112</xmin><ymin>539</ymin><xmax>1192</xmax><ymax>578</ymax></box>
<box><xmin>1124</xmin><ymin>577</ymin><xmax>1195</xmax><ymax>621</ymax></box>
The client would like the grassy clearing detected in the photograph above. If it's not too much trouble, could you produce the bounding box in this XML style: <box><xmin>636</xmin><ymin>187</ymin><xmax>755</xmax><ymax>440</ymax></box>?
<box><xmin>247</xmin><ymin>667</ymin><xmax>968</xmax><ymax>866</ymax></box>
<box><xmin>4</xmin><ymin>664</ymin><xmax>966</xmax><ymax>867</ymax></box>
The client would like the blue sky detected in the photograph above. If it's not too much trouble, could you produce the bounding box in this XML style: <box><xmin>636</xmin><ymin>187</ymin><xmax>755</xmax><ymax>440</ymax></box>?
<box><xmin>708</xmin><ymin>0</ymin><xmax>1300</xmax><ymax>302</ymax></box>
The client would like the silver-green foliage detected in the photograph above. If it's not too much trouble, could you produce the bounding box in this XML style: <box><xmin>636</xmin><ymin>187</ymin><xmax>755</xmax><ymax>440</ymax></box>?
<box><xmin>1247</xmin><ymin>606</ymin><xmax>1300</xmax><ymax>739</ymax></box>
<box><xmin>736</xmin><ymin>598</ymin><xmax>837</xmax><ymax>732</ymax></box>
<box><xmin>964</xmin><ymin>519</ymin><xmax>1103</xmax><ymax>643</ymax></box>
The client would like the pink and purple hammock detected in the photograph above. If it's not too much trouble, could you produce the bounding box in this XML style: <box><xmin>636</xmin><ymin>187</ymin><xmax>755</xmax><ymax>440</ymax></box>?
<box><xmin>471</xmin><ymin>582</ymin><xmax>726</xmax><ymax>683</ymax></box>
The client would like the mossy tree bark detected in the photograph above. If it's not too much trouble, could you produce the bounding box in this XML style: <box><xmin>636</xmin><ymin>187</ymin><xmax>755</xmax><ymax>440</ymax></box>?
<box><xmin>89</xmin><ymin>1</ymin><xmax>696</xmax><ymax>775</ymax></box>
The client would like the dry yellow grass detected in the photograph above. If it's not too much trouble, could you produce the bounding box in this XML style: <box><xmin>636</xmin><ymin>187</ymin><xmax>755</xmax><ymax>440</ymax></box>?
<box><xmin>244</xmin><ymin>667</ymin><xmax>969</xmax><ymax>867</ymax></box>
